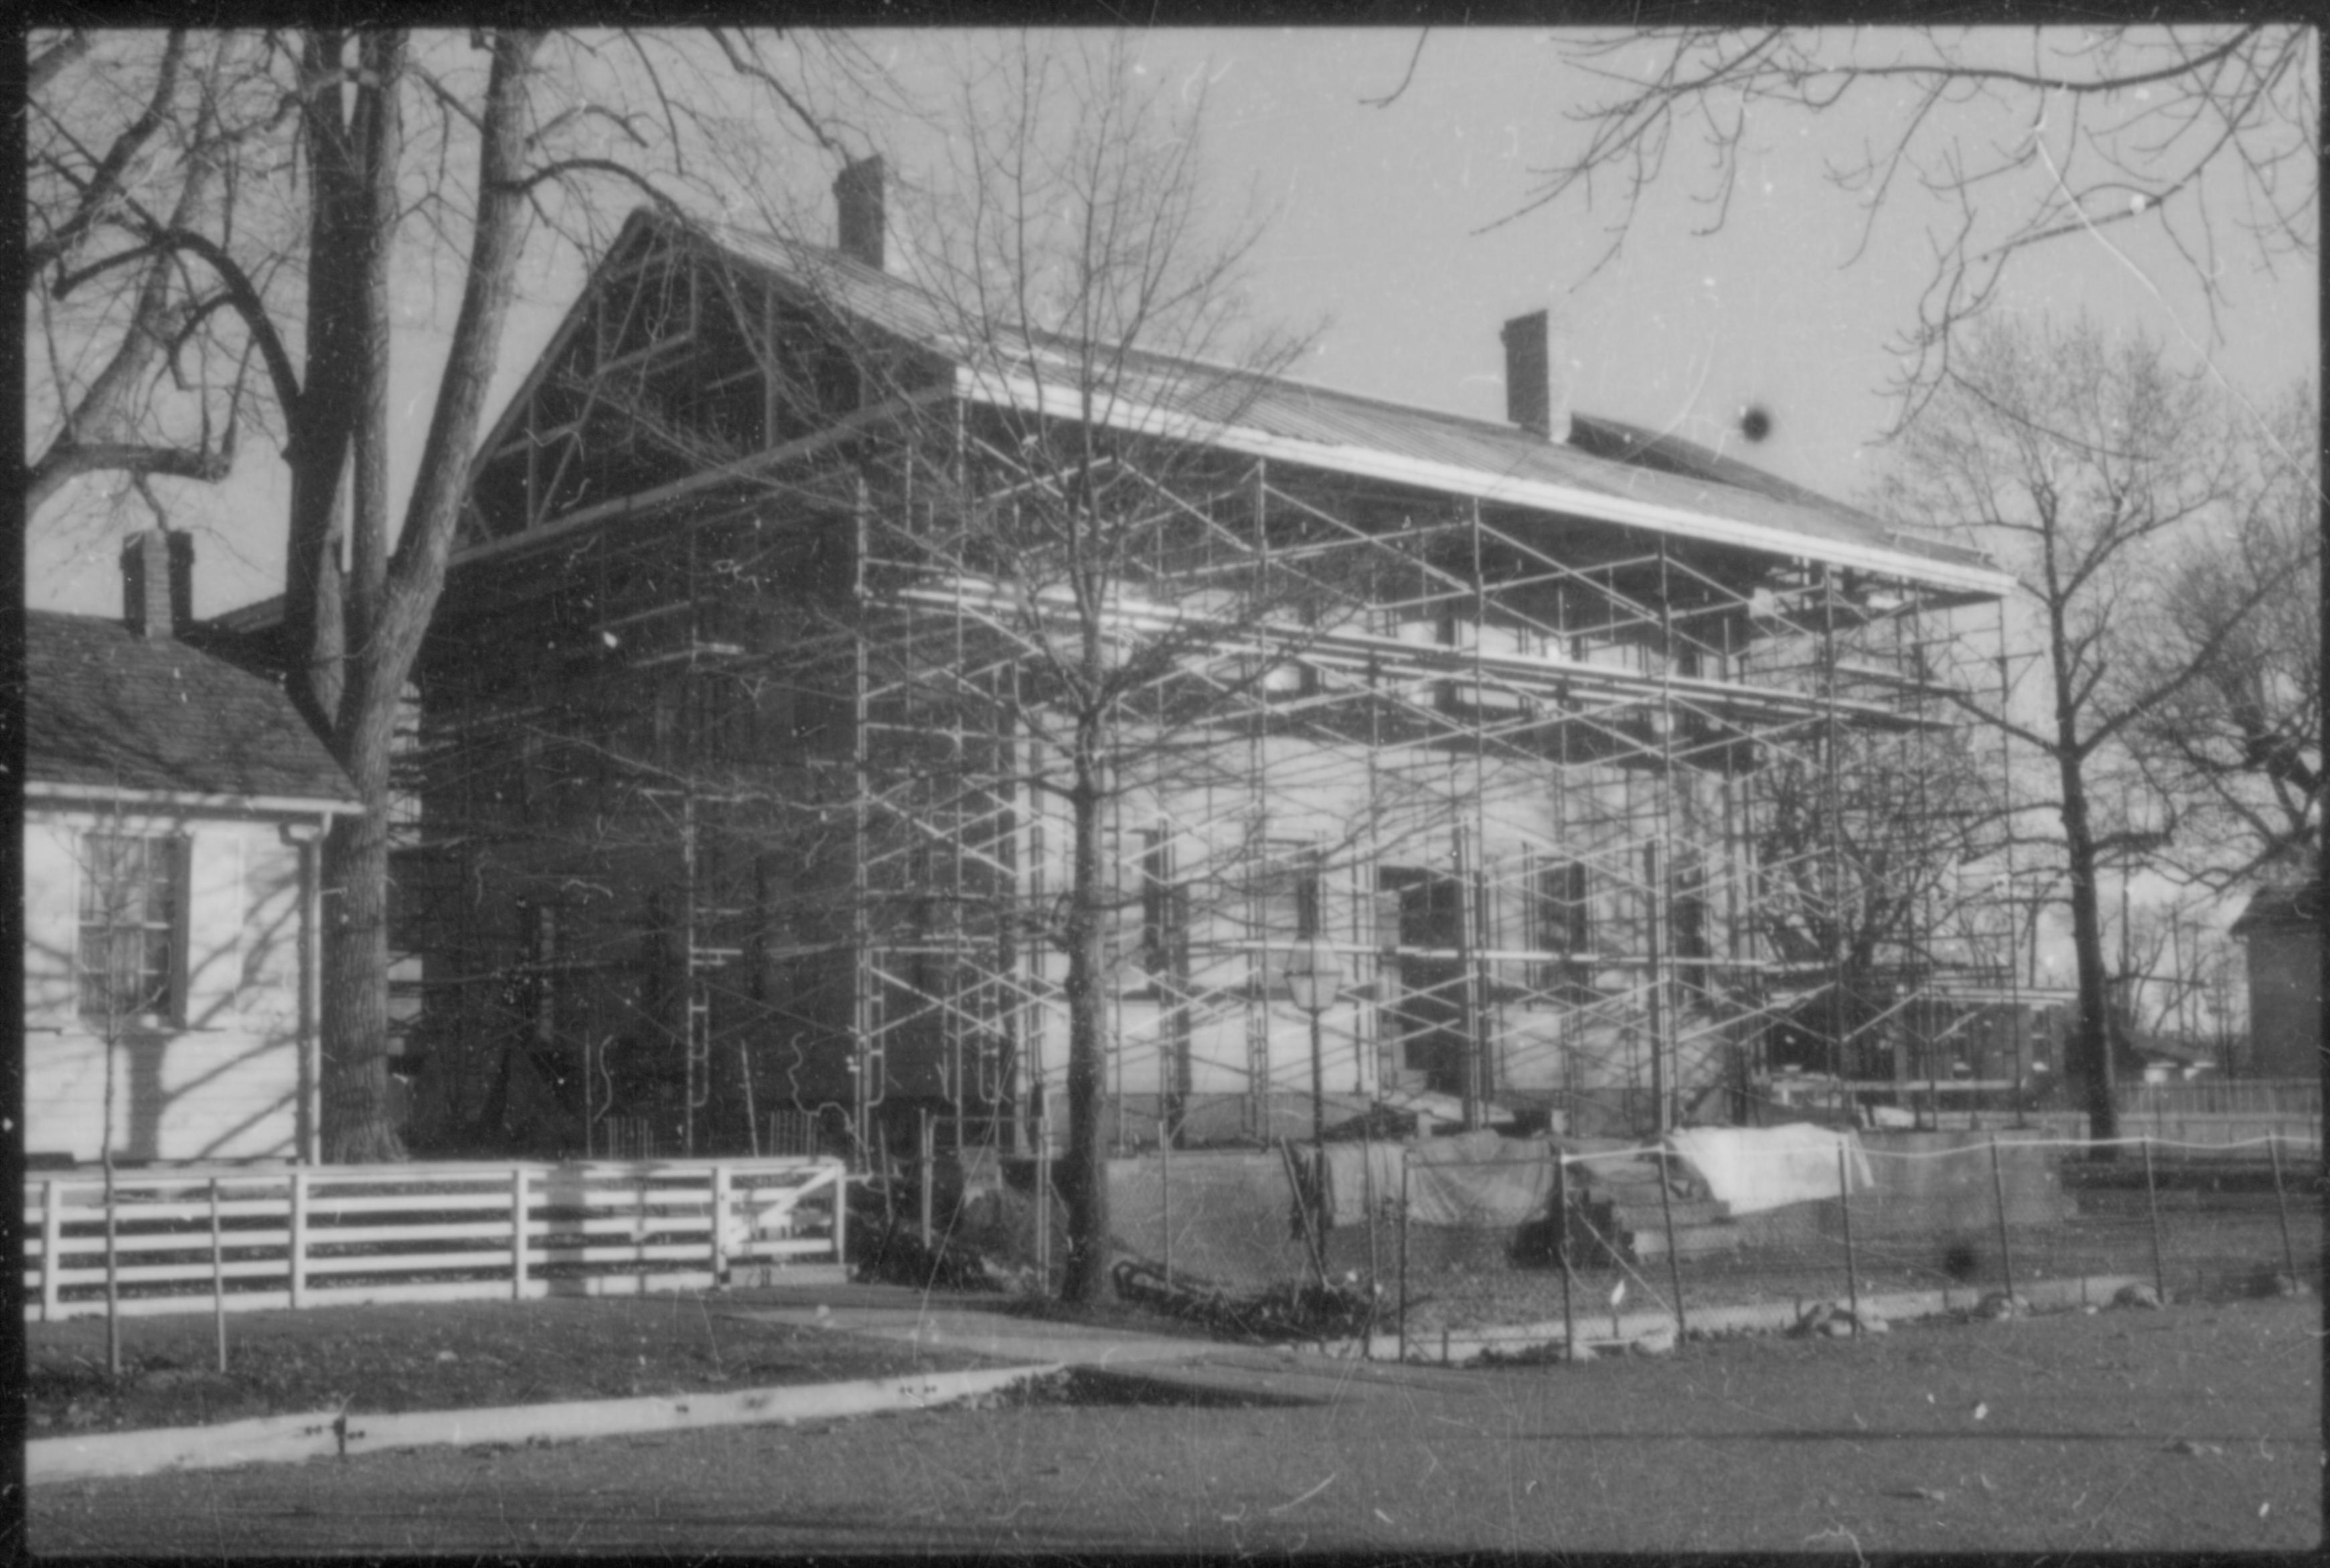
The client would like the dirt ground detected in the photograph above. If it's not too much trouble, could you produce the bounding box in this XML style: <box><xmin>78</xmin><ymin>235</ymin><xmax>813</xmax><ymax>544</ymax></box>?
<box><xmin>29</xmin><ymin>1297</ymin><xmax>2321</xmax><ymax>1556</ymax></box>
<box><xmin>23</xmin><ymin>1287</ymin><xmax>1015</xmax><ymax>1435</ymax></box>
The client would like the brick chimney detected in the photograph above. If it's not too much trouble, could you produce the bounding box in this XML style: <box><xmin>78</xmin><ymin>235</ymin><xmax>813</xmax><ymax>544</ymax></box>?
<box><xmin>1501</xmin><ymin>309</ymin><xmax>1573</xmax><ymax>445</ymax></box>
<box><xmin>834</xmin><ymin>155</ymin><xmax>886</xmax><ymax>271</ymax></box>
<box><xmin>121</xmin><ymin>529</ymin><xmax>193</xmax><ymax>641</ymax></box>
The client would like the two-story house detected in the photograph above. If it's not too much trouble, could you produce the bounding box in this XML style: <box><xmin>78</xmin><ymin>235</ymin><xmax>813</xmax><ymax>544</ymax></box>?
<box><xmin>400</xmin><ymin>159</ymin><xmax>2016</xmax><ymax>1161</ymax></box>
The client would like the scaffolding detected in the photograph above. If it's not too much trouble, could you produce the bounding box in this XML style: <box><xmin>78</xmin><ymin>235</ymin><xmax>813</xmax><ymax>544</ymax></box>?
<box><xmin>403</xmin><ymin>210</ymin><xmax>2033</xmax><ymax>1164</ymax></box>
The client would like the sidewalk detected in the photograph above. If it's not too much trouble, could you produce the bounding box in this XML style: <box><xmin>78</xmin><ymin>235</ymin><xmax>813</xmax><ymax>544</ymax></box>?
<box><xmin>724</xmin><ymin>1287</ymin><xmax>1476</xmax><ymax>1407</ymax></box>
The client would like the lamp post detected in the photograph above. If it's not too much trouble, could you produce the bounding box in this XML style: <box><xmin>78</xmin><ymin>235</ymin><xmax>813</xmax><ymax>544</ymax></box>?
<box><xmin>1286</xmin><ymin>933</ymin><xmax>1344</xmax><ymax>1147</ymax></box>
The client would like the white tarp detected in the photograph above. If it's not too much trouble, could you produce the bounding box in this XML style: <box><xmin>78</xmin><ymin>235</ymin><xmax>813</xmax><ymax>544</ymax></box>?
<box><xmin>1664</xmin><ymin>1123</ymin><xmax>1875</xmax><ymax>1216</ymax></box>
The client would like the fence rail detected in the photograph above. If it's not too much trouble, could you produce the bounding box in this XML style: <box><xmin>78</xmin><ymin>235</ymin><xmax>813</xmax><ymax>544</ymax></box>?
<box><xmin>22</xmin><ymin>1158</ymin><xmax>847</xmax><ymax>1323</ymax></box>
<box><xmin>2123</xmin><ymin>1078</ymin><xmax>2321</xmax><ymax>1116</ymax></box>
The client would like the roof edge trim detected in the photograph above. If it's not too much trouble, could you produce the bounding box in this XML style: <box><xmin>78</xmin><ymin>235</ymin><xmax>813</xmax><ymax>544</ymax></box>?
<box><xmin>955</xmin><ymin>368</ymin><xmax>2014</xmax><ymax>598</ymax></box>
<box><xmin>25</xmin><ymin>781</ymin><xmax>364</xmax><ymax>817</ymax></box>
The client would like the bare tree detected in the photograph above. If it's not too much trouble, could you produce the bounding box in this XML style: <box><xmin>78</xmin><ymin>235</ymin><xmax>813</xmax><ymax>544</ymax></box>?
<box><xmin>1752</xmin><ymin>710</ymin><xmax>2009</xmax><ymax>1073</ymax></box>
<box><xmin>25</xmin><ymin>30</ymin><xmax>286</xmax><ymax>521</ymax></box>
<box><xmin>1873</xmin><ymin>313</ymin><xmax>2285</xmax><ymax>1149</ymax></box>
<box><xmin>27</xmin><ymin>29</ymin><xmax>893</xmax><ymax>1160</ymax></box>
<box><xmin>2128</xmin><ymin>384</ymin><xmax>2322</xmax><ymax>890</ymax></box>
<box><xmin>1435</xmin><ymin>25</ymin><xmax>2317</xmax><ymax>416</ymax></box>
<box><xmin>854</xmin><ymin>35</ymin><xmax>1353</xmax><ymax>1301</ymax></box>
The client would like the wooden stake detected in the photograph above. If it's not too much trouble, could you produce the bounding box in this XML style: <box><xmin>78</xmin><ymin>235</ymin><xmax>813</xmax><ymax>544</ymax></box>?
<box><xmin>1837</xmin><ymin>1142</ymin><xmax>1861</xmax><ymax>1337</ymax></box>
<box><xmin>2270</xmin><ymin>1133</ymin><xmax>2301</xmax><ymax>1287</ymax></box>
<box><xmin>2142</xmin><ymin>1135</ymin><xmax>2167</xmax><ymax>1304</ymax></box>
<box><xmin>1655</xmin><ymin>1147</ymin><xmax>1688</xmax><ymax>1342</ymax></box>
<box><xmin>1397</xmin><ymin>1154</ymin><xmax>1410</xmax><ymax>1364</ymax></box>
<box><xmin>1989</xmin><ymin>1135</ymin><xmax>2015</xmax><ymax>1308</ymax></box>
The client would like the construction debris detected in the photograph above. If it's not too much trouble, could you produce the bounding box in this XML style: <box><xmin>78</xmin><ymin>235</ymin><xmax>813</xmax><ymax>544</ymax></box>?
<box><xmin>1788</xmin><ymin>1300</ymin><xmax>1888</xmax><ymax>1338</ymax></box>
<box><xmin>1111</xmin><ymin>1260</ymin><xmax>1387</xmax><ymax>1344</ymax></box>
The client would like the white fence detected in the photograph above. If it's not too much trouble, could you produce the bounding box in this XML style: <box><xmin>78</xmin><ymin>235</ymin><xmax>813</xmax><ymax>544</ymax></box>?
<box><xmin>23</xmin><ymin>1158</ymin><xmax>847</xmax><ymax>1323</ymax></box>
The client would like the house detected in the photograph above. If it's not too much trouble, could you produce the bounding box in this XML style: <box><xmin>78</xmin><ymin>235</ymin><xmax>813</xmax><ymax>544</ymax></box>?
<box><xmin>2228</xmin><ymin>876</ymin><xmax>2323</xmax><ymax>1079</ymax></box>
<box><xmin>21</xmin><ymin>532</ymin><xmax>360</xmax><ymax>1164</ymax></box>
<box><xmin>400</xmin><ymin>159</ymin><xmax>2017</xmax><ymax>1161</ymax></box>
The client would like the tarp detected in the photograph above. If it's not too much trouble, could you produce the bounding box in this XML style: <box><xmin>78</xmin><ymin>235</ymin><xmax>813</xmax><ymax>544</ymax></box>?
<box><xmin>1349</xmin><ymin>1131</ymin><xmax>1559</xmax><ymax>1229</ymax></box>
<box><xmin>1664</xmin><ymin>1123</ymin><xmax>1873</xmax><ymax>1215</ymax></box>
<box><xmin>1319</xmin><ymin>1140</ymin><xmax>1410</xmax><ymax>1226</ymax></box>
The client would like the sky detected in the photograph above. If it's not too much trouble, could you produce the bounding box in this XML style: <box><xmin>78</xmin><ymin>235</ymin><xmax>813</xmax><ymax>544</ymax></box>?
<box><xmin>28</xmin><ymin>27</ymin><xmax>2315</xmax><ymax>622</ymax></box>
<box><xmin>26</xmin><ymin>27</ymin><xmax>2315</xmax><ymax>977</ymax></box>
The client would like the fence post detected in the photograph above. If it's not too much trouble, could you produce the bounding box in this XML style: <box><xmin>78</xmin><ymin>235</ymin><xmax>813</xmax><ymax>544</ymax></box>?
<box><xmin>212</xmin><ymin>1178</ymin><xmax>228</xmax><ymax>1373</ymax></box>
<box><xmin>710</xmin><ymin>1163</ymin><xmax>731</xmax><ymax>1285</ymax></box>
<box><xmin>1160</xmin><ymin>1121</ymin><xmax>1173</xmax><ymax>1286</ymax></box>
<box><xmin>1361</xmin><ymin>1129</ymin><xmax>1379</xmax><ymax>1355</ymax></box>
<box><xmin>40</xmin><ymin>1178</ymin><xmax>61</xmax><ymax>1322</ymax></box>
<box><xmin>1837</xmin><ymin>1142</ymin><xmax>1861</xmax><ymax>1336</ymax></box>
<box><xmin>1555</xmin><ymin>1154</ymin><xmax>1575</xmax><ymax>1358</ymax></box>
<box><xmin>1397</xmin><ymin>1152</ymin><xmax>1411</xmax><ymax>1364</ymax></box>
<box><xmin>288</xmin><ymin>1170</ymin><xmax>309</xmax><ymax>1310</ymax></box>
<box><xmin>918</xmin><ymin>1109</ymin><xmax>934</xmax><ymax>1248</ymax></box>
<box><xmin>1988</xmin><ymin>1135</ymin><xmax>2015</xmax><ymax>1308</ymax></box>
<box><xmin>1035</xmin><ymin>1114</ymin><xmax>1051</xmax><ymax>1293</ymax></box>
<box><xmin>511</xmin><ymin>1166</ymin><xmax>532</xmax><ymax>1300</ymax></box>
<box><xmin>1654</xmin><ymin>1144</ymin><xmax>1688</xmax><ymax>1343</ymax></box>
<box><xmin>2268</xmin><ymin>1133</ymin><xmax>2300</xmax><ymax>1287</ymax></box>
<box><xmin>2141</xmin><ymin>1135</ymin><xmax>2167</xmax><ymax>1303</ymax></box>
<box><xmin>830</xmin><ymin>1158</ymin><xmax>848</xmax><ymax>1273</ymax></box>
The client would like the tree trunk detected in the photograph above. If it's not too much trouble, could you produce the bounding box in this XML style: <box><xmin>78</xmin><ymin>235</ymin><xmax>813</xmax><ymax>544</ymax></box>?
<box><xmin>2057</xmin><ymin>755</ymin><xmax>2120</xmax><ymax>1153</ymax></box>
<box><xmin>1059</xmin><ymin>748</ymin><xmax>1113</xmax><ymax>1303</ymax></box>
<box><xmin>307</xmin><ymin>29</ymin><xmax>536</xmax><ymax>1163</ymax></box>
<box><xmin>320</xmin><ymin>704</ymin><xmax>404</xmax><ymax>1162</ymax></box>
<box><xmin>283</xmin><ymin>30</ymin><xmax>360</xmax><ymax>733</ymax></box>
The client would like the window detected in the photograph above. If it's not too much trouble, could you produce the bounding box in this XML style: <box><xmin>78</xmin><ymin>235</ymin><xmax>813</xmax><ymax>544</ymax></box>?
<box><xmin>1531</xmin><ymin>858</ymin><xmax>1594</xmax><ymax>1002</ymax></box>
<box><xmin>1672</xmin><ymin>860</ymin><xmax>1712</xmax><ymax>997</ymax></box>
<box><xmin>79</xmin><ymin>835</ymin><xmax>184</xmax><ymax>1025</ymax></box>
<box><xmin>1248</xmin><ymin>845</ymin><xmax>1324</xmax><ymax>1000</ymax></box>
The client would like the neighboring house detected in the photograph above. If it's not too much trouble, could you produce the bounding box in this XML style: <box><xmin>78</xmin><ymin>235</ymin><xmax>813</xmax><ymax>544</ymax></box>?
<box><xmin>399</xmin><ymin>159</ymin><xmax>2017</xmax><ymax>1159</ymax></box>
<box><xmin>21</xmin><ymin>533</ymin><xmax>360</xmax><ymax>1164</ymax></box>
<box><xmin>2228</xmin><ymin>877</ymin><xmax>2323</xmax><ymax>1079</ymax></box>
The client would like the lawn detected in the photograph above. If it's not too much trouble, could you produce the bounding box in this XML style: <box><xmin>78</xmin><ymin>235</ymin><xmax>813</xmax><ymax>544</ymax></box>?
<box><xmin>23</xmin><ymin>1287</ymin><xmax>1022</xmax><ymax>1435</ymax></box>
<box><xmin>30</xmin><ymin>1296</ymin><xmax>2324</xmax><ymax>1555</ymax></box>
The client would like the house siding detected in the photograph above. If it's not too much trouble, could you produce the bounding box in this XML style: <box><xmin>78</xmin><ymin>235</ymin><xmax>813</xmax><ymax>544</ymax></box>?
<box><xmin>2244</xmin><ymin>925</ymin><xmax>2322</xmax><ymax>1079</ymax></box>
<box><xmin>23</xmin><ymin>810</ymin><xmax>314</xmax><ymax>1164</ymax></box>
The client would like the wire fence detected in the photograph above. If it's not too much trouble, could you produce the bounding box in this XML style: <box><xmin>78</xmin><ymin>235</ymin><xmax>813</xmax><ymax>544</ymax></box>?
<box><xmin>1081</xmin><ymin>1128</ymin><xmax>2321</xmax><ymax>1358</ymax></box>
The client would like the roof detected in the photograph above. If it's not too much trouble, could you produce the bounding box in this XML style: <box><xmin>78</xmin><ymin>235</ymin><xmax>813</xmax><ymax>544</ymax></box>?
<box><xmin>23</xmin><ymin>611</ymin><xmax>359</xmax><ymax>811</ymax></box>
<box><xmin>676</xmin><ymin>213</ymin><xmax>2009</xmax><ymax>595</ymax></box>
<box><xmin>452</xmin><ymin>208</ymin><xmax>2008</xmax><ymax>598</ymax></box>
<box><xmin>2230</xmin><ymin>878</ymin><xmax>2324</xmax><ymax>936</ymax></box>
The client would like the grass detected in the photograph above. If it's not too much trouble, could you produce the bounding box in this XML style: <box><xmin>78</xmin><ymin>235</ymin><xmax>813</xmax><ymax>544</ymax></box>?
<box><xmin>23</xmin><ymin>1289</ymin><xmax>1012</xmax><ymax>1436</ymax></box>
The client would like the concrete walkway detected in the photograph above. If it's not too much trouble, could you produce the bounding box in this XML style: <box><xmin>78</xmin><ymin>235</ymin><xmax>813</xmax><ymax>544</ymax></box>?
<box><xmin>56</xmin><ymin>1271</ymin><xmax>2143</xmax><ymax>1486</ymax></box>
<box><xmin>28</xmin><ymin>1285</ymin><xmax>1456</xmax><ymax>1485</ymax></box>
<box><xmin>720</xmin><ymin>1287</ymin><xmax>1468</xmax><ymax>1406</ymax></box>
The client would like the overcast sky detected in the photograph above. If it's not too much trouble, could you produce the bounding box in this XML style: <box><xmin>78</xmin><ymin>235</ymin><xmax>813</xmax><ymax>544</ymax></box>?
<box><xmin>30</xmin><ymin>25</ymin><xmax>2316</xmax><ymax>627</ymax></box>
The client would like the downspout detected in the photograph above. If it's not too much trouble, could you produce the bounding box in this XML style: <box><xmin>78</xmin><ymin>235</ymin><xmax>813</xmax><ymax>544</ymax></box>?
<box><xmin>285</xmin><ymin>817</ymin><xmax>327</xmax><ymax>1164</ymax></box>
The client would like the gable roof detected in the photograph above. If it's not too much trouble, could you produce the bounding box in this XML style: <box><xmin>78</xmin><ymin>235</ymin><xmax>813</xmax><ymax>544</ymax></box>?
<box><xmin>2230</xmin><ymin>878</ymin><xmax>2324</xmax><ymax>936</ymax></box>
<box><xmin>23</xmin><ymin>611</ymin><xmax>359</xmax><ymax>812</ymax></box>
<box><xmin>463</xmin><ymin>208</ymin><xmax>2012</xmax><ymax>598</ymax></box>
